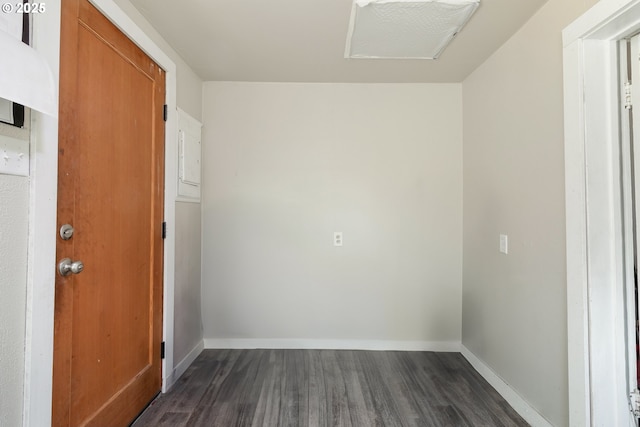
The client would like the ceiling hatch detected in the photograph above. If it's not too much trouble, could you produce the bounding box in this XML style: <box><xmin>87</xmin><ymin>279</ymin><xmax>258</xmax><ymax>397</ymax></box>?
<box><xmin>345</xmin><ymin>0</ymin><xmax>480</xmax><ymax>60</ymax></box>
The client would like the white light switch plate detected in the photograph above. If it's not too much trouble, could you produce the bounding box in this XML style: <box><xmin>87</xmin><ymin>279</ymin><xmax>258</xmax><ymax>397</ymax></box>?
<box><xmin>0</xmin><ymin>134</ymin><xmax>29</xmax><ymax>177</ymax></box>
<box><xmin>334</xmin><ymin>232</ymin><xmax>343</xmax><ymax>247</ymax></box>
<box><xmin>499</xmin><ymin>234</ymin><xmax>508</xmax><ymax>254</ymax></box>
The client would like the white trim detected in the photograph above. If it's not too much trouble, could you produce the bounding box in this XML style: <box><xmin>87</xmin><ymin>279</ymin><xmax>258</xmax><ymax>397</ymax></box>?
<box><xmin>203</xmin><ymin>338</ymin><xmax>461</xmax><ymax>352</ymax></box>
<box><xmin>563</xmin><ymin>38</ymin><xmax>592</xmax><ymax>427</ymax></box>
<box><xmin>24</xmin><ymin>1</ymin><xmax>178</xmax><ymax>425</ymax></box>
<box><xmin>164</xmin><ymin>340</ymin><xmax>204</xmax><ymax>390</ymax></box>
<box><xmin>23</xmin><ymin>7</ymin><xmax>61</xmax><ymax>427</ymax></box>
<box><xmin>563</xmin><ymin>0</ymin><xmax>640</xmax><ymax>46</ymax></box>
<box><xmin>563</xmin><ymin>0</ymin><xmax>640</xmax><ymax>425</ymax></box>
<box><xmin>460</xmin><ymin>346</ymin><xmax>553</xmax><ymax>427</ymax></box>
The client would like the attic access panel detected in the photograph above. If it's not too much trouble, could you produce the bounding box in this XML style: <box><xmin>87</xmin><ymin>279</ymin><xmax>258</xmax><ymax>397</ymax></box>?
<box><xmin>345</xmin><ymin>0</ymin><xmax>480</xmax><ymax>59</ymax></box>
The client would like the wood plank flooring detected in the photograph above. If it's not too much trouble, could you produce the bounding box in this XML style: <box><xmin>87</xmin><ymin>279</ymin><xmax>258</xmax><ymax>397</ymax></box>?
<box><xmin>133</xmin><ymin>349</ymin><xmax>529</xmax><ymax>427</ymax></box>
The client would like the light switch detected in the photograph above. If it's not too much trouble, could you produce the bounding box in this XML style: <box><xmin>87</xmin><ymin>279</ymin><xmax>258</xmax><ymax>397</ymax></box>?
<box><xmin>0</xmin><ymin>135</ymin><xmax>29</xmax><ymax>177</ymax></box>
<box><xmin>499</xmin><ymin>234</ymin><xmax>508</xmax><ymax>254</ymax></box>
<box><xmin>334</xmin><ymin>232</ymin><xmax>343</xmax><ymax>247</ymax></box>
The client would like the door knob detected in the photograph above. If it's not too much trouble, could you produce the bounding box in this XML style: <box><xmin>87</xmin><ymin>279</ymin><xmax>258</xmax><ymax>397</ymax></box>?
<box><xmin>58</xmin><ymin>258</ymin><xmax>84</xmax><ymax>276</ymax></box>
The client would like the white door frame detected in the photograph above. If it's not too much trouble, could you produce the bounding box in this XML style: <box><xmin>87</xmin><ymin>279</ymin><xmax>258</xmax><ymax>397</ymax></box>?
<box><xmin>564</xmin><ymin>0</ymin><xmax>640</xmax><ymax>425</ymax></box>
<box><xmin>24</xmin><ymin>3</ymin><xmax>178</xmax><ymax>426</ymax></box>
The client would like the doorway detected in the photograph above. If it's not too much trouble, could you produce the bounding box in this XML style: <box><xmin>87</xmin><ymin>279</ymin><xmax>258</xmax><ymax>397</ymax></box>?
<box><xmin>52</xmin><ymin>0</ymin><xmax>165</xmax><ymax>425</ymax></box>
<box><xmin>624</xmin><ymin>32</ymin><xmax>640</xmax><ymax>425</ymax></box>
<box><xmin>23</xmin><ymin>1</ymin><xmax>178</xmax><ymax>425</ymax></box>
<box><xmin>564</xmin><ymin>0</ymin><xmax>640</xmax><ymax>425</ymax></box>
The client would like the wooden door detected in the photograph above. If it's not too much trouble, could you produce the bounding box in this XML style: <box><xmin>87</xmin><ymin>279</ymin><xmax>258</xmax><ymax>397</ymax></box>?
<box><xmin>52</xmin><ymin>0</ymin><xmax>165</xmax><ymax>425</ymax></box>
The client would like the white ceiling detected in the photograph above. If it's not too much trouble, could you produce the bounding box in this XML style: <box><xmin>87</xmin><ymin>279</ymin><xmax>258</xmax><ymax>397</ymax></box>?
<box><xmin>129</xmin><ymin>0</ymin><xmax>548</xmax><ymax>83</ymax></box>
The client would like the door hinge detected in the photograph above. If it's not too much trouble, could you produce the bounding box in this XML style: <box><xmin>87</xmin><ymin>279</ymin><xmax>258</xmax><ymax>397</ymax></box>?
<box><xmin>163</xmin><ymin>104</ymin><xmax>168</xmax><ymax>121</ymax></box>
<box><xmin>162</xmin><ymin>221</ymin><xmax>167</xmax><ymax>239</ymax></box>
<box><xmin>625</xmin><ymin>81</ymin><xmax>633</xmax><ymax>110</ymax></box>
<box><xmin>160</xmin><ymin>341</ymin><xmax>165</xmax><ymax>360</ymax></box>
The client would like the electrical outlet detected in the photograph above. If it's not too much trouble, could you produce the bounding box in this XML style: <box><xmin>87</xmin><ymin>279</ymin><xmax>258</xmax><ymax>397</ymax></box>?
<box><xmin>334</xmin><ymin>232</ymin><xmax>343</xmax><ymax>247</ymax></box>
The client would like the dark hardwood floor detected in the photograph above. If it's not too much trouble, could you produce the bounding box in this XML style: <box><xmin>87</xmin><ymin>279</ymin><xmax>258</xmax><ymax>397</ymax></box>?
<box><xmin>133</xmin><ymin>349</ymin><xmax>529</xmax><ymax>427</ymax></box>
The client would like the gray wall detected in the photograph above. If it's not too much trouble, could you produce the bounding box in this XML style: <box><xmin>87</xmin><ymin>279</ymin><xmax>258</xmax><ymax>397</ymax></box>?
<box><xmin>201</xmin><ymin>82</ymin><xmax>463</xmax><ymax>345</ymax></box>
<box><xmin>174</xmin><ymin>202</ymin><xmax>203</xmax><ymax>362</ymax></box>
<box><xmin>0</xmin><ymin>171</ymin><xmax>29</xmax><ymax>427</ymax></box>
<box><xmin>461</xmin><ymin>0</ymin><xmax>597</xmax><ymax>425</ymax></box>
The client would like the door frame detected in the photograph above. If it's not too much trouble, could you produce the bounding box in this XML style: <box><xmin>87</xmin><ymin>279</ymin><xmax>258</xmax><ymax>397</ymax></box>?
<box><xmin>564</xmin><ymin>0</ymin><xmax>640</xmax><ymax>425</ymax></box>
<box><xmin>24</xmin><ymin>2</ymin><xmax>178</xmax><ymax>425</ymax></box>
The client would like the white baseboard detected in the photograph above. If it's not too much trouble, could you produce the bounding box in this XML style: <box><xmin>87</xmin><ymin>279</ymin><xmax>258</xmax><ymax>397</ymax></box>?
<box><xmin>460</xmin><ymin>345</ymin><xmax>553</xmax><ymax>427</ymax></box>
<box><xmin>164</xmin><ymin>339</ymin><xmax>204</xmax><ymax>391</ymax></box>
<box><xmin>203</xmin><ymin>338</ymin><xmax>461</xmax><ymax>352</ymax></box>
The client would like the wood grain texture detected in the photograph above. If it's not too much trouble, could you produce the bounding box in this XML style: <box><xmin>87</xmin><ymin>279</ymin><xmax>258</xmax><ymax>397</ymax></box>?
<box><xmin>53</xmin><ymin>0</ymin><xmax>165</xmax><ymax>425</ymax></box>
<box><xmin>133</xmin><ymin>350</ymin><xmax>529</xmax><ymax>427</ymax></box>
